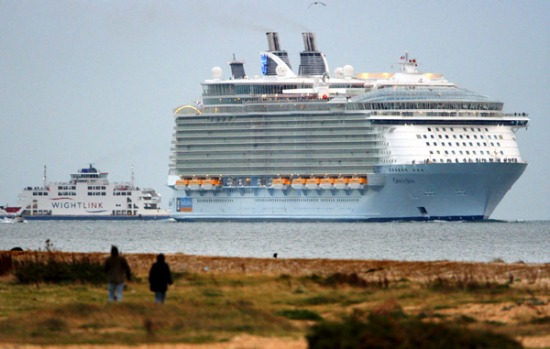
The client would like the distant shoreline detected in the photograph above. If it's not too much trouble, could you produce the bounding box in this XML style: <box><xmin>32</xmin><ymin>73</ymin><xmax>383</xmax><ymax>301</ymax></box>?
<box><xmin>5</xmin><ymin>250</ymin><xmax>549</xmax><ymax>282</ymax></box>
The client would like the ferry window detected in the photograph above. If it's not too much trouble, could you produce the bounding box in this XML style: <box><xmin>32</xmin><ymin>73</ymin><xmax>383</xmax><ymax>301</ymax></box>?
<box><xmin>456</xmin><ymin>142</ymin><xmax>460</xmax><ymax>146</ymax></box>
<box><xmin>427</xmin><ymin>128</ymin><xmax>432</xmax><ymax>131</ymax></box>
<box><xmin>423</xmin><ymin>135</ymin><xmax>427</xmax><ymax>139</ymax></box>
<box><xmin>462</xmin><ymin>142</ymin><xmax>466</xmax><ymax>146</ymax></box>
<box><xmin>435</xmin><ymin>128</ymin><xmax>440</xmax><ymax>131</ymax></box>
<box><xmin>477</xmin><ymin>142</ymin><xmax>480</xmax><ymax>146</ymax></box>
<box><xmin>463</xmin><ymin>128</ymin><xmax>467</xmax><ymax>131</ymax></box>
<box><xmin>499</xmin><ymin>135</ymin><xmax>503</xmax><ymax>139</ymax></box>
<box><xmin>483</xmin><ymin>142</ymin><xmax>487</xmax><ymax>146</ymax></box>
<box><xmin>459</xmin><ymin>135</ymin><xmax>463</xmax><ymax>139</ymax></box>
<box><xmin>459</xmin><ymin>151</ymin><xmax>463</xmax><ymax>155</ymax></box>
<box><xmin>466</xmin><ymin>135</ymin><xmax>470</xmax><ymax>139</ymax></box>
<box><xmin>445</xmin><ymin>135</ymin><xmax>449</xmax><ymax>139</ymax></box>
<box><xmin>477</xmin><ymin>128</ymin><xmax>481</xmax><ymax>131</ymax></box>
<box><xmin>437</xmin><ymin>150</ymin><xmax>440</xmax><ymax>154</ymax></box>
<box><xmin>500</xmin><ymin>151</ymin><xmax>504</xmax><ymax>155</ymax></box>
<box><xmin>452</xmin><ymin>150</ymin><xmax>456</xmax><ymax>154</ymax></box>
<box><xmin>453</xmin><ymin>135</ymin><xmax>457</xmax><ymax>139</ymax></box>
<box><xmin>466</xmin><ymin>151</ymin><xmax>470</xmax><ymax>155</ymax></box>
<box><xmin>417</xmin><ymin>135</ymin><xmax>422</xmax><ymax>139</ymax></box>
<box><xmin>448</xmin><ymin>142</ymin><xmax>452</xmax><ymax>146</ymax></box>
<box><xmin>445</xmin><ymin>151</ymin><xmax>449</xmax><ymax>155</ymax></box>
<box><xmin>491</xmin><ymin>142</ymin><xmax>494</xmax><ymax>146</ymax></box>
<box><xmin>438</xmin><ymin>135</ymin><xmax>442</xmax><ymax>139</ymax></box>
<box><xmin>469</xmin><ymin>142</ymin><xmax>473</xmax><ymax>146</ymax></box>
<box><xmin>450</xmin><ymin>128</ymin><xmax>454</xmax><ymax>131</ymax></box>
<box><xmin>430</xmin><ymin>135</ymin><xmax>435</xmax><ymax>139</ymax></box>
<box><xmin>426</xmin><ymin>142</ymin><xmax>430</xmax><ymax>146</ymax></box>
<box><xmin>433</xmin><ymin>142</ymin><xmax>437</xmax><ymax>146</ymax></box>
<box><xmin>480</xmin><ymin>135</ymin><xmax>484</xmax><ymax>139</ymax></box>
<box><xmin>471</xmin><ymin>128</ymin><xmax>475</xmax><ymax>131</ymax></box>
<box><xmin>497</xmin><ymin>142</ymin><xmax>501</xmax><ymax>146</ymax></box>
<box><xmin>473</xmin><ymin>151</ymin><xmax>477</xmax><ymax>155</ymax></box>
<box><xmin>429</xmin><ymin>151</ymin><xmax>433</xmax><ymax>154</ymax></box>
<box><xmin>442</xmin><ymin>128</ymin><xmax>446</xmax><ymax>131</ymax></box>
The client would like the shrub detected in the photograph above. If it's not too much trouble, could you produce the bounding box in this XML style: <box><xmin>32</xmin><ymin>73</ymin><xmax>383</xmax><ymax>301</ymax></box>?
<box><xmin>277</xmin><ymin>309</ymin><xmax>322</xmax><ymax>321</ymax></box>
<box><xmin>0</xmin><ymin>253</ymin><xmax>13</xmax><ymax>276</ymax></box>
<box><xmin>14</xmin><ymin>257</ymin><xmax>105</xmax><ymax>284</ymax></box>
<box><xmin>306</xmin><ymin>311</ymin><xmax>522</xmax><ymax>349</ymax></box>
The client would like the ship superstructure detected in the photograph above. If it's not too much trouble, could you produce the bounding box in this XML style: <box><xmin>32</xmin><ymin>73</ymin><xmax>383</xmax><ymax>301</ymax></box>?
<box><xmin>167</xmin><ymin>32</ymin><xmax>528</xmax><ymax>221</ymax></box>
<box><xmin>18</xmin><ymin>165</ymin><xmax>168</xmax><ymax>220</ymax></box>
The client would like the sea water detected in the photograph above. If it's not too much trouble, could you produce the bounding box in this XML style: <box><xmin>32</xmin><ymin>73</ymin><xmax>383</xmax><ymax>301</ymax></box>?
<box><xmin>1</xmin><ymin>220</ymin><xmax>548</xmax><ymax>263</ymax></box>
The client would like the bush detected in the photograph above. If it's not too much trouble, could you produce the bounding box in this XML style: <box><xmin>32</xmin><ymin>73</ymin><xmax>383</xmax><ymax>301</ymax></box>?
<box><xmin>0</xmin><ymin>253</ymin><xmax>13</xmax><ymax>276</ymax></box>
<box><xmin>14</xmin><ymin>257</ymin><xmax>105</xmax><ymax>284</ymax></box>
<box><xmin>277</xmin><ymin>309</ymin><xmax>322</xmax><ymax>321</ymax></box>
<box><xmin>306</xmin><ymin>311</ymin><xmax>522</xmax><ymax>349</ymax></box>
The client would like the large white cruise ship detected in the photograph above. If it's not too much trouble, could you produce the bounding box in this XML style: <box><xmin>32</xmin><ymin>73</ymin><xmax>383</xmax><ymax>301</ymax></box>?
<box><xmin>18</xmin><ymin>165</ymin><xmax>168</xmax><ymax>220</ymax></box>
<box><xmin>167</xmin><ymin>32</ymin><xmax>528</xmax><ymax>221</ymax></box>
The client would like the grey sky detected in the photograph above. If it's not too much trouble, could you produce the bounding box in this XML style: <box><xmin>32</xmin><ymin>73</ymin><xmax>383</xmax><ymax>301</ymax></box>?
<box><xmin>1</xmin><ymin>1</ymin><xmax>548</xmax><ymax>220</ymax></box>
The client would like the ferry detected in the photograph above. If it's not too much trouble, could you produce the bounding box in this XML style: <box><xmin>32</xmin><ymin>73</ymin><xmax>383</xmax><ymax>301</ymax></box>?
<box><xmin>166</xmin><ymin>32</ymin><xmax>528</xmax><ymax>221</ymax></box>
<box><xmin>17</xmin><ymin>165</ymin><xmax>169</xmax><ymax>220</ymax></box>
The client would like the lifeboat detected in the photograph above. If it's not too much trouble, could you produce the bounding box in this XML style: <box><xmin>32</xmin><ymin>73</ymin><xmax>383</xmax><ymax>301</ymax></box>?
<box><xmin>305</xmin><ymin>177</ymin><xmax>320</xmax><ymax>189</ymax></box>
<box><xmin>333</xmin><ymin>177</ymin><xmax>349</xmax><ymax>190</ymax></box>
<box><xmin>348</xmin><ymin>176</ymin><xmax>367</xmax><ymax>189</ymax></box>
<box><xmin>270</xmin><ymin>177</ymin><xmax>290</xmax><ymax>190</ymax></box>
<box><xmin>201</xmin><ymin>178</ymin><xmax>220</xmax><ymax>190</ymax></box>
<box><xmin>174</xmin><ymin>178</ymin><xmax>189</xmax><ymax>190</ymax></box>
<box><xmin>319</xmin><ymin>177</ymin><xmax>334</xmax><ymax>189</ymax></box>
<box><xmin>187</xmin><ymin>178</ymin><xmax>203</xmax><ymax>190</ymax></box>
<box><xmin>291</xmin><ymin>177</ymin><xmax>306</xmax><ymax>190</ymax></box>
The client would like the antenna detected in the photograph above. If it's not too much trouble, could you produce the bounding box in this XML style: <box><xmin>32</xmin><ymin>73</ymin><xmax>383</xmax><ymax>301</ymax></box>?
<box><xmin>43</xmin><ymin>165</ymin><xmax>47</xmax><ymax>187</ymax></box>
<box><xmin>131</xmin><ymin>164</ymin><xmax>135</xmax><ymax>188</ymax></box>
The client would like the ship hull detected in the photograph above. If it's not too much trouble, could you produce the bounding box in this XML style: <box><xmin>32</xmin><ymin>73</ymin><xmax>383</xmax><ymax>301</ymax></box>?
<box><xmin>20</xmin><ymin>214</ymin><xmax>170</xmax><ymax>221</ymax></box>
<box><xmin>170</xmin><ymin>162</ymin><xmax>526</xmax><ymax>222</ymax></box>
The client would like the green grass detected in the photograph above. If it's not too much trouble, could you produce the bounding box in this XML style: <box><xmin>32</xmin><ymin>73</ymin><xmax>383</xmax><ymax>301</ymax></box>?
<box><xmin>0</xmin><ymin>268</ymin><xmax>547</xmax><ymax>346</ymax></box>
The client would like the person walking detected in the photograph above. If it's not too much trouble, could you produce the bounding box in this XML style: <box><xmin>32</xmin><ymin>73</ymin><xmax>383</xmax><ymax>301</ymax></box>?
<box><xmin>104</xmin><ymin>245</ymin><xmax>132</xmax><ymax>302</ymax></box>
<box><xmin>148</xmin><ymin>253</ymin><xmax>173</xmax><ymax>304</ymax></box>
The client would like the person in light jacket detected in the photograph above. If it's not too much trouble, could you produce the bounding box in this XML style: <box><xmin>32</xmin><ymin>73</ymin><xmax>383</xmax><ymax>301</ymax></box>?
<box><xmin>148</xmin><ymin>253</ymin><xmax>173</xmax><ymax>304</ymax></box>
<box><xmin>104</xmin><ymin>245</ymin><xmax>132</xmax><ymax>302</ymax></box>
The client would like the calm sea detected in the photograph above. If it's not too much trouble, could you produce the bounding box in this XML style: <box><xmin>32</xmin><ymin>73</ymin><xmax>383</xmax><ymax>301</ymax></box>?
<box><xmin>1</xmin><ymin>220</ymin><xmax>548</xmax><ymax>263</ymax></box>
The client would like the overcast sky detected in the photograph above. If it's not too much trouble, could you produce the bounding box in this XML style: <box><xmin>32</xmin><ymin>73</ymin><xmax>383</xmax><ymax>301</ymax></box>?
<box><xmin>1</xmin><ymin>1</ymin><xmax>548</xmax><ymax>220</ymax></box>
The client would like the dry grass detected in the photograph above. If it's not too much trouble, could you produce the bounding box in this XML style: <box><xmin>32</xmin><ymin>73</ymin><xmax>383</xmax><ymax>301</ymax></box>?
<box><xmin>0</xmin><ymin>251</ymin><xmax>549</xmax><ymax>348</ymax></box>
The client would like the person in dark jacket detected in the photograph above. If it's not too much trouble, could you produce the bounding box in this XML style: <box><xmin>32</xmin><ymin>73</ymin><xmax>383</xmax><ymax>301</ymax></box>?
<box><xmin>104</xmin><ymin>245</ymin><xmax>132</xmax><ymax>302</ymax></box>
<box><xmin>148</xmin><ymin>253</ymin><xmax>173</xmax><ymax>304</ymax></box>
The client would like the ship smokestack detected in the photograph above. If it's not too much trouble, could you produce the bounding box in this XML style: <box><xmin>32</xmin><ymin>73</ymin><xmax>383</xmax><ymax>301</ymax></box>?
<box><xmin>264</xmin><ymin>32</ymin><xmax>293</xmax><ymax>76</ymax></box>
<box><xmin>229</xmin><ymin>54</ymin><xmax>246</xmax><ymax>79</ymax></box>
<box><xmin>266</xmin><ymin>32</ymin><xmax>281</xmax><ymax>51</ymax></box>
<box><xmin>298</xmin><ymin>32</ymin><xmax>328</xmax><ymax>76</ymax></box>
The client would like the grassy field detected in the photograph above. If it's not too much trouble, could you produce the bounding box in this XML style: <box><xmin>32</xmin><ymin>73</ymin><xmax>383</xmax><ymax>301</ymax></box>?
<box><xmin>0</xmin><ymin>251</ymin><xmax>548</xmax><ymax>348</ymax></box>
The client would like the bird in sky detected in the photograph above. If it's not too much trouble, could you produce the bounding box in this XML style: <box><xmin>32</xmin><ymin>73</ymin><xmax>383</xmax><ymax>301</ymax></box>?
<box><xmin>308</xmin><ymin>1</ymin><xmax>327</xmax><ymax>9</ymax></box>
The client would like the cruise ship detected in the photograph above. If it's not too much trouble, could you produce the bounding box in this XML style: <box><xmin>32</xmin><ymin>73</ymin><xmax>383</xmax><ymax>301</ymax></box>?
<box><xmin>167</xmin><ymin>32</ymin><xmax>528</xmax><ymax>221</ymax></box>
<box><xmin>18</xmin><ymin>165</ymin><xmax>168</xmax><ymax>220</ymax></box>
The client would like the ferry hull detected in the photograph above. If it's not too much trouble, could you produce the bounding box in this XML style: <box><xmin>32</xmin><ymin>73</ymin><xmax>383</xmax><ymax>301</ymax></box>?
<box><xmin>170</xmin><ymin>163</ymin><xmax>526</xmax><ymax>222</ymax></box>
<box><xmin>21</xmin><ymin>214</ymin><xmax>170</xmax><ymax>221</ymax></box>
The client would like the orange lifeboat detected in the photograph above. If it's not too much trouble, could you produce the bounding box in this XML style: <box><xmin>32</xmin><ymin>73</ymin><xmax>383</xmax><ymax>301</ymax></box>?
<box><xmin>291</xmin><ymin>177</ymin><xmax>306</xmax><ymax>190</ymax></box>
<box><xmin>319</xmin><ymin>177</ymin><xmax>334</xmax><ymax>189</ymax></box>
<box><xmin>348</xmin><ymin>176</ymin><xmax>367</xmax><ymax>189</ymax></box>
<box><xmin>174</xmin><ymin>178</ymin><xmax>189</xmax><ymax>190</ymax></box>
<box><xmin>271</xmin><ymin>177</ymin><xmax>290</xmax><ymax>190</ymax></box>
<box><xmin>305</xmin><ymin>177</ymin><xmax>320</xmax><ymax>189</ymax></box>
<box><xmin>187</xmin><ymin>178</ymin><xmax>203</xmax><ymax>190</ymax></box>
<box><xmin>201</xmin><ymin>178</ymin><xmax>220</xmax><ymax>190</ymax></box>
<box><xmin>333</xmin><ymin>177</ymin><xmax>349</xmax><ymax>190</ymax></box>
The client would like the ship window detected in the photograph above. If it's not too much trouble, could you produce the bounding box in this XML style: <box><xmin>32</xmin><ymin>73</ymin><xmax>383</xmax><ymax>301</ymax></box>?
<box><xmin>452</xmin><ymin>150</ymin><xmax>456</xmax><ymax>154</ymax></box>
<box><xmin>423</xmin><ymin>135</ymin><xmax>427</xmax><ymax>139</ymax></box>
<box><xmin>438</xmin><ymin>135</ymin><xmax>442</xmax><ymax>139</ymax></box>
<box><xmin>448</xmin><ymin>142</ymin><xmax>452</xmax><ymax>146</ymax></box>
<box><xmin>429</xmin><ymin>151</ymin><xmax>433</xmax><ymax>154</ymax></box>
<box><xmin>485</xmin><ymin>128</ymin><xmax>489</xmax><ymax>131</ymax></box>
<box><xmin>466</xmin><ymin>135</ymin><xmax>470</xmax><ymax>139</ymax></box>
<box><xmin>477</xmin><ymin>142</ymin><xmax>480</xmax><ymax>146</ymax></box>
<box><xmin>445</xmin><ymin>151</ymin><xmax>449</xmax><ymax>155</ymax></box>
<box><xmin>459</xmin><ymin>151</ymin><xmax>463</xmax><ymax>155</ymax></box>
<box><xmin>427</xmin><ymin>128</ymin><xmax>432</xmax><ymax>131</ymax></box>
<box><xmin>483</xmin><ymin>142</ymin><xmax>487</xmax><ymax>146</ymax></box>
<box><xmin>459</xmin><ymin>135</ymin><xmax>463</xmax><ymax>139</ymax></box>
<box><xmin>499</xmin><ymin>135</ymin><xmax>503</xmax><ymax>139</ymax></box>
<box><xmin>478</xmin><ymin>128</ymin><xmax>482</xmax><ymax>131</ymax></box>
<box><xmin>442</xmin><ymin>128</ymin><xmax>446</xmax><ymax>131</ymax></box>
<box><xmin>480</xmin><ymin>135</ymin><xmax>484</xmax><ymax>139</ymax></box>
<box><xmin>435</xmin><ymin>128</ymin><xmax>440</xmax><ymax>131</ymax></box>
<box><xmin>491</xmin><ymin>142</ymin><xmax>494</xmax><ymax>146</ymax></box>
<box><xmin>430</xmin><ymin>135</ymin><xmax>434</xmax><ymax>139</ymax></box>
<box><xmin>426</xmin><ymin>142</ymin><xmax>430</xmax><ymax>146</ymax></box>
<box><xmin>433</xmin><ymin>142</ymin><xmax>437</xmax><ymax>146</ymax></box>
<box><xmin>497</xmin><ymin>142</ymin><xmax>501</xmax><ymax>146</ymax></box>
<box><xmin>417</xmin><ymin>135</ymin><xmax>422</xmax><ymax>139</ymax></box>
<box><xmin>471</xmin><ymin>128</ymin><xmax>475</xmax><ymax>131</ymax></box>
<box><xmin>445</xmin><ymin>135</ymin><xmax>449</xmax><ymax>139</ymax></box>
<box><xmin>466</xmin><ymin>151</ymin><xmax>470</xmax><ymax>155</ymax></box>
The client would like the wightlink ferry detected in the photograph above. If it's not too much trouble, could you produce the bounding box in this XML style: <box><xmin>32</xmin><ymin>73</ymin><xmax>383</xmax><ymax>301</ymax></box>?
<box><xmin>18</xmin><ymin>165</ymin><xmax>168</xmax><ymax>220</ymax></box>
<box><xmin>167</xmin><ymin>32</ymin><xmax>528</xmax><ymax>221</ymax></box>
